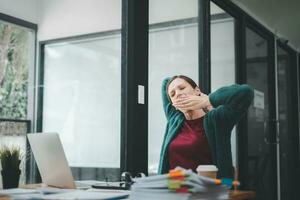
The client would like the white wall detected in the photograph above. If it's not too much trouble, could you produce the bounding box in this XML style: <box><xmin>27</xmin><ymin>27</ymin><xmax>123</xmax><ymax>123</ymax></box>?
<box><xmin>37</xmin><ymin>0</ymin><xmax>121</xmax><ymax>41</ymax></box>
<box><xmin>38</xmin><ymin>0</ymin><xmax>197</xmax><ymax>40</ymax></box>
<box><xmin>0</xmin><ymin>0</ymin><xmax>121</xmax><ymax>41</ymax></box>
<box><xmin>39</xmin><ymin>0</ymin><xmax>198</xmax><ymax>40</ymax></box>
<box><xmin>0</xmin><ymin>0</ymin><xmax>38</xmax><ymax>23</ymax></box>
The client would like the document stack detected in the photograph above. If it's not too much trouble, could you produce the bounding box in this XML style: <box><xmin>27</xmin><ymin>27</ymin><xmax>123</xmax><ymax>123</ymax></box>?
<box><xmin>130</xmin><ymin>168</ymin><xmax>238</xmax><ymax>200</ymax></box>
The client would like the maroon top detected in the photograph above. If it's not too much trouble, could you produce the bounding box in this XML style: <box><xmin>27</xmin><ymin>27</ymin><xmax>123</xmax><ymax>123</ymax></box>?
<box><xmin>168</xmin><ymin>117</ymin><xmax>213</xmax><ymax>172</ymax></box>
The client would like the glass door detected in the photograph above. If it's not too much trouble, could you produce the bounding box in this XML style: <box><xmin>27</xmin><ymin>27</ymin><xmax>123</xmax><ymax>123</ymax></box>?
<box><xmin>277</xmin><ymin>43</ymin><xmax>299</xmax><ymax>200</ymax></box>
<box><xmin>244</xmin><ymin>27</ymin><xmax>277</xmax><ymax>200</ymax></box>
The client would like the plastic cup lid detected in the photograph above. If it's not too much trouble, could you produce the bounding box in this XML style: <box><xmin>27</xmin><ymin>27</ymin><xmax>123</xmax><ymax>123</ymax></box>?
<box><xmin>196</xmin><ymin>165</ymin><xmax>218</xmax><ymax>172</ymax></box>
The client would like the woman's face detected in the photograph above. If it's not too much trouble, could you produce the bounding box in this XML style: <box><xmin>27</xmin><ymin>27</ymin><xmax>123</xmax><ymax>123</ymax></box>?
<box><xmin>167</xmin><ymin>78</ymin><xmax>200</xmax><ymax>104</ymax></box>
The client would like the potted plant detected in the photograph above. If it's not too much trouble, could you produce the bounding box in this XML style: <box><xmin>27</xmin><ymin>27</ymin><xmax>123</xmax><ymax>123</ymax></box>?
<box><xmin>0</xmin><ymin>146</ymin><xmax>21</xmax><ymax>189</ymax></box>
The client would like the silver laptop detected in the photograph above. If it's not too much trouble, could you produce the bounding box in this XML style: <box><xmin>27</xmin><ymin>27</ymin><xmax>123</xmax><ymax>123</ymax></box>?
<box><xmin>27</xmin><ymin>132</ymin><xmax>76</xmax><ymax>189</ymax></box>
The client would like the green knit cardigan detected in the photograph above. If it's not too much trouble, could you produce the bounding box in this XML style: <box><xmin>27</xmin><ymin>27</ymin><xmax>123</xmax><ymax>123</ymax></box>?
<box><xmin>158</xmin><ymin>78</ymin><xmax>254</xmax><ymax>178</ymax></box>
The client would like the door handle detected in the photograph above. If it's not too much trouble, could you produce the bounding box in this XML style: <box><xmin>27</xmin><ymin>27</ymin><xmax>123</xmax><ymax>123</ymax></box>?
<box><xmin>264</xmin><ymin>119</ymin><xmax>279</xmax><ymax>145</ymax></box>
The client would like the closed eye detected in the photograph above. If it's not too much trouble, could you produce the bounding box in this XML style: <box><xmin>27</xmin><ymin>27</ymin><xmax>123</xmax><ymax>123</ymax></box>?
<box><xmin>170</xmin><ymin>91</ymin><xmax>175</xmax><ymax>97</ymax></box>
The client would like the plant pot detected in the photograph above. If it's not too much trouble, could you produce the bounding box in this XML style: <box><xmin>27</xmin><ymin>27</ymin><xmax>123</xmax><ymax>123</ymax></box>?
<box><xmin>1</xmin><ymin>169</ymin><xmax>21</xmax><ymax>189</ymax></box>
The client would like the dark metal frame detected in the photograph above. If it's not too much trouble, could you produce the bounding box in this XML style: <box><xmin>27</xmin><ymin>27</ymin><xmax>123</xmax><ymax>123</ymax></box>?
<box><xmin>299</xmin><ymin>53</ymin><xmax>300</xmax><ymax>171</ymax></box>
<box><xmin>0</xmin><ymin>13</ymin><xmax>37</xmax><ymax>30</ymax></box>
<box><xmin>121</xmin><ymin>0</ymin><xmax>149</xmax><ymax>177</ymax></box>
<box><xmin>298</xmin><ymin>53</ymin><xmax>300</xmax><ymax>171</ymax></box>
<box><xmin>198</xmin><ymin>0</ymin><xmax>211</xmax><ymax>93</ymax></box>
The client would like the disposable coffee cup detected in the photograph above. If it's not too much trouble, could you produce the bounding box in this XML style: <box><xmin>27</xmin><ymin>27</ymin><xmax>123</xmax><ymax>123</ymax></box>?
<box><xmin>196</xmin><ymin>165</ymin><xmax>218</xmax><ymax>179</ymax></box>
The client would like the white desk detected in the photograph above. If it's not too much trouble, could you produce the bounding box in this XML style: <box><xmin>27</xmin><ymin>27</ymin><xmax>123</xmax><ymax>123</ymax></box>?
<box><xmin>0</xmin><ymin>184</ymin><xmax>255</xmax><ymax>200</ymax></box>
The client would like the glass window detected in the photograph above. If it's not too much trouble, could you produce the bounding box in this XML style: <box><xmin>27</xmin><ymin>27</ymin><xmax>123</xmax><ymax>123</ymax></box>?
<box><xmin>0</xmin><ymin>21</ymin><xmax>35</xmax><ymax>119</ymax></box>
<box><xmin>148</xmin><ymin>0</ymin><xmax>198</xmax><ymax>174</ymax></box>
<box><xmin>39</xmin><ymin>0</ymin><xmax>122</xmax><ymax>181</ymax></box>
<box><xmin>0</xmin><ymin>20</ymin><xmax>35</xmax><ymax>186</ymax></box>
<box><xmin>42</xmin><ymin>34</ymin><xmax>121</xmax><ymax>181</ymax></box>
<box><xmin>210</xmin><ymin>2</ymin><xmax>237</xmax><ymax>167</ymax></box>
<box><xmin>210</xmin><ymin>3</ymin><xmax>235</xmax><ymax>91</ymax></box>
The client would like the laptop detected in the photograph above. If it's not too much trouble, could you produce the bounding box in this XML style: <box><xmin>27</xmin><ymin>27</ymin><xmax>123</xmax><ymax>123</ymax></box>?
<box><xmin>27</xmin><ymin>132</ymin><xmax>77</xmax><ymax>189</ymax></box>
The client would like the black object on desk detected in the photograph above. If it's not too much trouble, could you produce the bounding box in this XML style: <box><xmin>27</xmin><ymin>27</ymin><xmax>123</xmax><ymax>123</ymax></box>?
<box><xmin>91</xmin><ymin>184</ymin><xmax>130</xmax><ymax>190</ymax></box>
<box><xmin>92</xmin><ymin>172</ymin><xmax>134</xmax><ymax>190</ymax></box>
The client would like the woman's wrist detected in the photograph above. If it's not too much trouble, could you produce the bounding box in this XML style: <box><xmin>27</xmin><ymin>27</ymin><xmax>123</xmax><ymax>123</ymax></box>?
<box><xmin>201</xmin><ymin>93</ymin><xmax>212</xmax><ymax>108</ymax></box>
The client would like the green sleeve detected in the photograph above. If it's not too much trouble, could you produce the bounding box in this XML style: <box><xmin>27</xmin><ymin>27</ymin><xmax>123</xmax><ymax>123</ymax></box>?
<box><xmin>161</xmin><ymin>78</ymin><xmax>180</xmax><ymax>120</ymax></box>
<box><xmin>208</xmin><ymin>84</ymin><xmax>254</xmax><ymax>119</ymax></box>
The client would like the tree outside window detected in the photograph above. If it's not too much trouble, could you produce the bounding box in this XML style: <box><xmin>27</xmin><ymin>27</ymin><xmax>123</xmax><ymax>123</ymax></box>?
<box><xmin>0</xmin><ymin>23</ymin><xmax>30</xmax><ymax>119</ymax></box>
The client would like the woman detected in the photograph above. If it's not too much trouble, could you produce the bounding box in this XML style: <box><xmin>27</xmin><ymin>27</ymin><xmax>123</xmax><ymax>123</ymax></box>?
<box><xmin>158</xmin><ymin>75</ymin><xmax>254</xmax><ymax>178</ymax></box>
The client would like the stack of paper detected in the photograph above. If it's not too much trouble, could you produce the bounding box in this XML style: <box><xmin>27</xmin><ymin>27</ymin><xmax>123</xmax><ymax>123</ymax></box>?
<box><xmin>130</xmin><ymin>168</ymin><xmax>236</xmax><ymax>200</ymax></box>
<box><xmin>41</xmin><ymin>190</ymin><xmax>130</xmax><ymax>200</ymax></box>
<box><xmin>0</xmin><ymin>187</ymin><xmax>130</xmax><ymax>200</ymax></box>
<box><xmin>0</xmin><ymin>188</ymin><xmax>42</xmax><ymax>200</ymax></box>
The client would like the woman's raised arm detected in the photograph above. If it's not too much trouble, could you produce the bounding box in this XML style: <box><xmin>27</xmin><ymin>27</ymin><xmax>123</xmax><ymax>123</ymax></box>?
<box><xmin>161</xmin><ymin>78</ymin><xmax>179</xmax><ymax>120</ymax></box>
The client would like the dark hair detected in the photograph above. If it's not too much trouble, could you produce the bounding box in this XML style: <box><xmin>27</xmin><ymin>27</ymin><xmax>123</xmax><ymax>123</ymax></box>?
<box><xmin>166</xmin><ymin>75</ymin><xmax>199</xmax><ymax>102</ymax></box>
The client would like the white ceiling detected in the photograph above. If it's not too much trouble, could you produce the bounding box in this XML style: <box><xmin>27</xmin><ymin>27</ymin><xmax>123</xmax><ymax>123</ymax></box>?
<box><xmin>231</xmin><ymin>0</ymin><xmax>300</xmax><ymax>52</ymax></box>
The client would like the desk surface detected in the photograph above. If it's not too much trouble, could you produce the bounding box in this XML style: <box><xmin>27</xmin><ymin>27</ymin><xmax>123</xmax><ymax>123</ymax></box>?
<box><xmin>229</xmin><ymin>190</ymin><xmax>255</xmax><ymax>200</ymax></box>
<box><xmin>0</xmin><ymin>185</ymin><xmax>255</xmax><ymax>200</ymax></box>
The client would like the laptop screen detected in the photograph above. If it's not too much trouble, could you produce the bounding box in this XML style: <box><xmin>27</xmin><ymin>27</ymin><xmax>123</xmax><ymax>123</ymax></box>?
<box><xmin>27</xmin><ymin>132</ymin><xmax>76</xmax><ymax>189</ymax></box>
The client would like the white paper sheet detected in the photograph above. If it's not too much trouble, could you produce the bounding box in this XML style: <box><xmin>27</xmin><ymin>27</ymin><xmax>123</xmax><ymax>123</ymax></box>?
<box><xmin>43</xmin><ymin>190</ymin><xmax>129</xmax><ymax>200</ymax></box>
<box><xmin>0</xmin><ymin>188</ymin><xmax>37</xmax><ymax>195</ymax></box>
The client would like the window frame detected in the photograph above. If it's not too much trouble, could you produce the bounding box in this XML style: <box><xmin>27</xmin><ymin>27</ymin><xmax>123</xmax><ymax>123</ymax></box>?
<box><xmin>0</xmin><ymin>12</ymin><xmax>37</xmax><ymax>184</ymax></box>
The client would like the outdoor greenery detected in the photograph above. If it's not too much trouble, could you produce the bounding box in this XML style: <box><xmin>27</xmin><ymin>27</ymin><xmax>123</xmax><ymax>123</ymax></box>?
<box><xmin>0</xmin><ymin>23</ymin><xmax>30</xmax><ymax>119</ymax></box>
<box><xmin>0</xmin><ymin>146</ymin><xmax>21</xmax><ymax>170</ymax></box>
